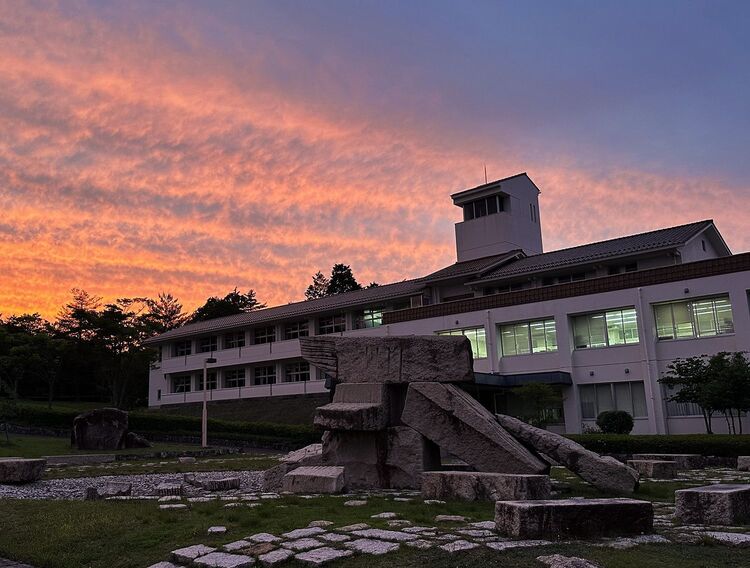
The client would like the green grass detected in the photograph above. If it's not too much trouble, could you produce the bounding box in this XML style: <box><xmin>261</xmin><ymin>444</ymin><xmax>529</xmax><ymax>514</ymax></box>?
<box><xmin>0</xmin><ymin>496</ymin><xmax>746</xmax><ymax>568</ymax></box>
<box><xmin>0</xmin><ymin>434</ymin><xmax>202</xmax><ymax>458</ymax></box>
<box><xmin>14</xmin><ymin>400</ymin><xmax>117</xmax><ymax>412</ymax></box>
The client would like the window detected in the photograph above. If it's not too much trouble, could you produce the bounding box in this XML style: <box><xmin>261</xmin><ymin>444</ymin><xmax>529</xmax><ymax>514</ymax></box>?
<box><xmin>663</xmin><ymin>385</ymin><xmax>703</xmax><ymax>417</ymax></box>
<box><xmin>319</xmin><ymin>315</ymin><xmax>346</xmax><ymax>335</ymax></box>
<box><xmin>224</xmin><ymin>331</ymin><xmax>246</xmax><ymax>349</ymax></box>
<box><xmin>355</xmin><ymin>307</ymin><xmax>384</xmax><ymax>329</ymax></box>
<box><xmin>463</xmin><ymin>195</ymin><xmax>504</xmax><ymax>221</ymax></box>
<box><xmin>173</xmin><ymin>340</ymin><xmax>192</xmax><ymax>357</ymax></box>
<box><xmin>224</xmin><ymin>368</ymin><xmax>246</xmax><ymax>388</ymax></box>
<box><xmin>654</xmin><ymin>296</ymin><xmax>734</xmax><ymax>340</ymax></box>
<box><xmin>171</xmin><ymin>374</ymin><xmax>192</xmax><ymax>393</ymax></box>
<box><xmin>573</xmin><ymin>308</ymin><xmax>639</xmax><ymax>349</ymax></box>
<box><xmin>197</xmin><ymin>336</ymin><xmax>217</xmax><ymax>353</ymax></box>
<box><xmin>284</xmin><ymin>321</ymin><xmax>309</xmax><ymax>340</ymax></box>
<box><xmin>437</xmin><ymin>327</ymin><xmax>487</xmax><ymax>359</ymax></box>
<box><xmin>579</xmin><ymin>381</ymin><xmax>647</xmax><ymax>419</ymax></box>
<box><xmin>499</xmin><ymin>318</ymin><xmax>557</xmax><ymax>356</ymax></box>
<box><xmin>285</xmin><ymin>362</ymin><xmax>310</xmax><ymax>382</ymax></box>
<box><xmin>254</xmin><ymin>365</ymin><xmax>276</xmax><ymax>386</ymax></box>
<box><xmin>196</xmin><ymin>371</ymin><xmax>217</xmax><ymax>391</ymax></box>
<box><xmin>254</xmin><ymin>326</ymin><xmax>276</xmax><ymax>344</ymax></box>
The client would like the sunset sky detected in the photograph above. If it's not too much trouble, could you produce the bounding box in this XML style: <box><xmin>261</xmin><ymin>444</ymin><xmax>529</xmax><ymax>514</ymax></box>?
<box><xmin>1</xmin><ymin>1</ymin><xmax>749</xmax><ymax>319</ymax></box>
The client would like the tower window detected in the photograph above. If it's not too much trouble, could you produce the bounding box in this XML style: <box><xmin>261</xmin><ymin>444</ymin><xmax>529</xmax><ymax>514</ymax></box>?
<box><xmin>463</xmin><ymin>195</ymin><xmax>504</xmax><ymax>221</ymax></box>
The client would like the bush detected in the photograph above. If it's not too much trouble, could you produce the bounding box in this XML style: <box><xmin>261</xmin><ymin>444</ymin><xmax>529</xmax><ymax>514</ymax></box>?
<box><xmin>567</xmin><ymin>434</ymin><xmax>750</xmax><ymax>457</ymax></box>
<box><xmin>596</xmin><ymin>410</ymin><xmax>634</xmax><ymax>434</ymax></box>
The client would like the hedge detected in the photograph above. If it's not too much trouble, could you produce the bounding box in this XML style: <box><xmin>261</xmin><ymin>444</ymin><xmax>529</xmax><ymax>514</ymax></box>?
<box><xmin>568</xmin><ymin>434</ymin><xmax>750</xmax><ymax>457</ymax></box>
<box><xmin>11</xmin><ymin>403</ymin><xmax>319</xmax><ymax>447</ymax></box>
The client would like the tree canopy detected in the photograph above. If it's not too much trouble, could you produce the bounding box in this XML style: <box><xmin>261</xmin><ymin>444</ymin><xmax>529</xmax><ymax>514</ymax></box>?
<box><xmin>189</xmin><ymin>288</ymin><xmax>266</xmax><ymax>322</ymax></box>
<box><xmin>305</xmin><ymin>263</ymin><xmax>369</xmax><ymax>299</ymax></box>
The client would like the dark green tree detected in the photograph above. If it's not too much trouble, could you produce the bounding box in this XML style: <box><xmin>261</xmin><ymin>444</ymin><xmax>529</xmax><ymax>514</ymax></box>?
<box><xmin>305</xmin><ymin>271</ymin><xmax>330</xmax><ymax>300</ymax></box>
<box><xmin>190</xmin><ymin>288</ymin><xmax>266</xmax><ymax>322</ymax></box>
<box><xmin>141</xmin><ymin>293</ymin><xmax>188</xmax><ymax>333</ymax></box>
<box><xmin>326</xmin><ymin>264</ymin><xmax>362</xmax><ymax>295</ymax></box>
<box><xmin>510</xmin><ymin>383</ymin><xmax>561</xmax><ymax>428</ymax></box>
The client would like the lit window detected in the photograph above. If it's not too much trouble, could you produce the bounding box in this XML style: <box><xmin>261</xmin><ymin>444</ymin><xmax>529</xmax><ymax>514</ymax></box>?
<box><xmin>436</xmin><ymin>326</ymin><xmax>487</xmax><ymax>359</ymax></box>
<box><xmin>196</xmin><ymin>371</ymin><xmax>217</xmax><ymax>391</ymax></box>
<box><xmin>224</xmin><ymin>331</ymin><xmax>246</xmax><ymax>349</ymax></box>
<box><xmin>173</xmin><ymin>340</ymin><xmax>192</xmax><ymax>357</ymax></box>
<box><xmin>579</xmin><ymin>381</ymin><xmax>647</xmax><ymax>419</ymax></box>
<box><xmin>285</xmin><ymin>321</ymin><xmax>309</xmax><ymax>340</ymax></box>
<box><xmin>319</xmin><ymin>315</ymin><xmax>346</xmax><ymax>335</ymax></box>
<box><xmin>573</xmin><ymin>308</ymin><xmax>639</xmax><ymax>349</ymax></box>
<box><xmin>197</xmin><ymin>336</ymin><xmax>217</xmax><ymax>353</ymax></box>
<box><xmin>254</xmin><ymin>326</ymin><xmax>276</xmax><ymax>344</ymax></box>
<box><xmin>253</xmin><ymin>366</ymin><xmax>276</xmax><ymax>385</ymax></box>
<box><xmin>653</xmin><ymin>296</ymin><xmax>734</xmax><ymax>340</ymax></box>
<box><xmin>355</xmin><ymin>307</ymin><xmax>384</xmax><ymax>329</ymax></box>
<box><xmin>224</xmin><ymin>369</ymin><xmax>246</xmax><ymax>388</ymax></box>
<box><xmin>285</xmin><ymin>362</ymin><xmax>310</xmax><ymax>382</ymax></box>
<box><xmin>499</xmin><ymin>318</ymin><xmax>557</xmax><ymax>357</ymax></box>
<box><xmin>171</xmin><ymin>374</ymin><xmax>192</xmax><ymax>393</ymax></box>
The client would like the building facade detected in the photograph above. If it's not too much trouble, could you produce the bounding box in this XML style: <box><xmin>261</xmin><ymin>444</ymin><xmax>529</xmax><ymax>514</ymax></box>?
<box><xmin>144</xmin><ymin>173</ymin><xmax>750</xmax><ymax>434</ymax></box>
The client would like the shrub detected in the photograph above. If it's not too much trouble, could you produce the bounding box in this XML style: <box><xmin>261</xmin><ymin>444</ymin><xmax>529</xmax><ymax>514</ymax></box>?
<box><xmin>567</xmin><ymin>434</ymin><xmax>750</xmax><ymax>457</ymax></box>
<box><xmin>596</xmin><ymin>410</ymin><xmax>634</xmax><ymax>434</ymax></box>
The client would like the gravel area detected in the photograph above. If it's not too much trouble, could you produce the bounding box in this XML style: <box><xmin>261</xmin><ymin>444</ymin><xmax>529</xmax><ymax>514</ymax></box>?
<box><xmin>0</xmin><ymin>470</ymin><xmax>263</xmax><ymax>501</ymax></box>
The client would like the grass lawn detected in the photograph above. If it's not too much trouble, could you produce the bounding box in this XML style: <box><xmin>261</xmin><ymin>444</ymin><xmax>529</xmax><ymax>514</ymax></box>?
<box><xmin>15</xmin><ymin>400</ymin><xmax>116</xmax><ymax>412</ymax></box>
<box><xmin>0</xmin><ymin>496</ymin><xmax>745</xmax><ymax>568</ymax></box>
<box><xmin>0</xmin><ymin>434</ymin><xmax>202</xmax><ymax>458</ymax></box>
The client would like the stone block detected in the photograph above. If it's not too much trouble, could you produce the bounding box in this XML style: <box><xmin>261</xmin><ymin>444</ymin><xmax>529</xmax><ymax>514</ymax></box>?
<box><xmin>536</xmin><ymin>555</ymin><xmax>600</xmax><ymax>568</ymax></box>
<box><xmin>84</xmin><ymin>481</ymin><xmax>132</xmax><ymax>500</ymax></box>
<box><xmin>631</xmin><ymin>453</ymin><xmax>703</xmax><ymax>470</ymax></box>
<box><xmin>738</xmin><ymin>456</ymin><xmax>750</xmax><ymax>471</ymax></box>
<box><xmin>675</xmin><ymin>484</ymin><xmax>750</xmax><ymax>525</ymax></box>
<box><xmin>422</xmin><ymin>471</ymin><xmax>551</xmax><ymax>502</ymax></box>
<box><xmin>627</xmin><ymin>460</ymin><xmax>676</xmax><ymax>479</ymax></box>
<box><xmin>0</xmin><ymin>458</ymin><xmax>46</xmax><ymax>484</ymax></box>
<box><xmin>283</xmin><ymin>466</ymin><xmax>346</xmax><ymax>494</ymax></box>
<box><xmin>300</xmin><ymin>335</ymin><xmax>474</xmax><ymax>384</ymax></box>
<box><xmin>386</xmin><ymin>426</ymin><xmax>439</xmax><ymax>489</ymax></box>
<box><xmin>496</xmin><ymin>414</ymin><xmax>638</xmax><ymax>493</ymax></box>
<box><xmin>262</xmin><ymin>443</ymin><xmax>322</xmax><ymax>492</ymax></box>
<box><xmin>155</xmin><ymin>482</ymin><xmax>184</xmax><ymax>496</ymax></box>
<box><xmin>314</xmin><ymin>403</ymin><xmax>386</xmax><ymax>431</ymax></box>
<box><xmin>202</xmin><ymin>477</ymin><xmax>241</xmax><ymax>491</ymax></box>
<box><xmin>401</xmin><ymin>383</ymin><xmax>548</xmax><ymax>475</ymax></box>
<box><xmin>494</xmin><ymin>498</ymin><xmax>654</xmax><ymax>539</ymax></box>
<box><xmin>333</xmin><ymin>383</ymin><xmax>386</xmax><ymax>403</ymax></box>
<box><xmin>321</xmin><ymin>430</ymin><xmax>387</xmax><ymax>489</ymax></box>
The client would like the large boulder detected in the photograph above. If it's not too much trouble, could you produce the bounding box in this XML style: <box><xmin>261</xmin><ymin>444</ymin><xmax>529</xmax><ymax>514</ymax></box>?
<box><xmin>71</xmin><ymin>408</ymin><xmax>129</xmax><ymax>450</ymax></box>
<box><xmin>496</xmin><ymin>414</ymin><xmax>639</xmax><ymax>494</ymax></box>
<box><xmin>299</xmin><ymin>336</ymin><xmax>474</xmax><ymax>384</ymax></box>
<box><xmin>0</xmin><ymin>458</ymin><xmax>46</xmax><ymax>484</ymax></box>
<box><xmin>401</xmin><ymin>383</ymin><xmax>549</xmax><ymax>475</ymax></box>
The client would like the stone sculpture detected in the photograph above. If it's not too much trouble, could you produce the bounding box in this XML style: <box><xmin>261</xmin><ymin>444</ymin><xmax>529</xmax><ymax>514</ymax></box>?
<box><xmin>71</xmin><ymin>408</ymin><xmax>152</xmax><ymax>450</ymax></box>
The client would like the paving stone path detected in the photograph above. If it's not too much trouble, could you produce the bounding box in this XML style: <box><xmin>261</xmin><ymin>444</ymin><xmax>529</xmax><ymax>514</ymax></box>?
<box><xmin>0</xmin><ymin>559</ymin><xmax>36</xmax><ymax>568</ymax></box>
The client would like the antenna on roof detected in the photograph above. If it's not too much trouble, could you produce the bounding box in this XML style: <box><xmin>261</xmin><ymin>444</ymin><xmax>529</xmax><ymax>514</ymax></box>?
<box><xmin>484</xmin><ymin>164</ymin><xmax>488</xmax><ymax>184</ymax></box>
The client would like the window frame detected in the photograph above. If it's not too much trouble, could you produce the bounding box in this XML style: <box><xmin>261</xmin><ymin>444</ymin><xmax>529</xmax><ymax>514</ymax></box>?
<box><xmin>579</xmin><ymin>381</ymin><xmax>648</xmax><ymax>419</ymax></box>
<box><xmin>223</xmin><ymin>368</ymin><xmax>246</xmax><ymax>388</ymax></box>
<box><xmin>195</xmin><ymin>371</ymin><xmax>218</xmax><ymax>391</ymax></box>
<box><xmin>253</xmin><ymin>326</ymin><xmax>276</xmax><ymax>344</ymax></box>
<box><xmin>355</xmin><ymin>307</ymin><xmax>384</xmax><ymax>329</ymax></box>
<box><xmin>318</xmin><ymin>315</ymin><xmax>346</xmax><ymax>335</ymax></box>
<box><xmin>173</xmin><ymin>340</ymin><xmax>192</xmax><ymax>357</ymax></box>
<box><xmin>197</xmin><ymin>335</ymin><xmax>218</xmax><ymax>353</ymax></box>
<box><xmin>284</xmin><ymin>321</ymin><xmax>309</xmax><ymax>340</ymax></box>
<box><xmin>171</xmin><ymin>374</ymin><xmax>192</xmax><ymax>393</ymax></box>
<box><xmin>436</xmin><ymin>326</ymin><xmax>487</xmax><ymax>359</ymax></box>
<box><xmin>285</xmin><ymin>361</ymin><xmax>310</xmax><ymax>382</ymax></box>
<box><xmin>223</xmin><ymin>331</ymin><xmax>246</xmax><ymax>349</ymax></box>
<box><xmin>653</xmin><ymin>295</ymin><xmax>734</xmax><ymax>341</ymax></box>
<box><xmin>253</xmin><ymin>365</ymin><xmax>277</xmax><ymax>386</ymax></box>
<box><xmin>498</xmin><ymin>318</ymin><xmax>557</xmax><ymax>357</ymax></box>
<box><xmin>572</xmin><ymin>307</ymin><xmax>640</xmax><ymax>350</ymax></box>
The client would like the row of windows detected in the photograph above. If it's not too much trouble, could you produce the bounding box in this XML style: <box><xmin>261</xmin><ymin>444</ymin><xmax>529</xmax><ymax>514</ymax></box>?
<box><xmin>579</xmin><ymin>381</ymin><xmax>648</xmax><ymax>419</ymax></box>
<box><xmin>437</xmin><ymin>294</ymin><xmax>735</xmax><ymax>359</ymax></box>
<box><xmin>170</xmin><ymin>362</ymin><xmax>310</xmax><ymax>393</ymax></box>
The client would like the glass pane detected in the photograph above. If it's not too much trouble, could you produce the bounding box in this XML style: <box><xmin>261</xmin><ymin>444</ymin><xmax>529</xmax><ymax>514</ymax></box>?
<box><xmin>530</xmin><ymin>321</ymin><xmax>548</xmax><ymax>353</ymax></box>
<box><xmin>573</xmin><ymin>316</ymin><xmax>590</xmax><ymax>349</ymax></box>
<box><xmin>474</xmin><ymin>198</ymin><xmax>487</xmax><ymax>217</ymax></box>
<box><xmin>500</xmin><ymin>325</ymin><xmax>517</xmax><ymax>356</ymax></box>
<box><xmin>544</xmin><ymin>320</ymin><xmax>558</xmax><ymax>352</ymax></box>
<box><xmin>514</xmin><ymin>323</ymin><xmax>531</xmax><ymax>354</ymax></box>
<box><xmin>614</xmin><ymin>382</ymin><xmax>632</xmax><ymax>414</ymax></box>
<box><xmin>692</xmin><ymin>299</ymin><xmax>717</xmax><ymax>337</ymax></box>
<box><xmin>605</xmin><ymin>310</ymin><xmax>625</xmax><ymax>346</ymax></box>
<box><xmin>595</xmin><ymin>384</ymin><xmax>614</xmax><ymax>413</ymax></box>
<box><xmin>673</xmin><ymin>302</ymin><xmax>694</xmax><ymax>338</ymax></box>
<box><xmin>588</xmin><ymin>314</ymin><xmax>607</xmax><ymax>348</ymax></box>
<box><xmin>654</xmin><ymin>304</ymin><xmax>674</xmax><ymax>339</ymax></box>
<box><xmin>622</xmin><ymin>308</ymin><xmax>640</xmax><ymax>344</ymax></box>
<box><xmin>579</xmin><ymin>385</ymin><xmax>596</xmax><ymax>419</ymax></box>
<box><xmin>473</xmin><ymin>327</ymin><xmax>487</xmax><ymax>358</ymax></box>
<box><xmin>487</xmin><ymin>196</ymin><xmax>498</xmax><ymax>214</ymax></box>
<box><xmin>632</xmin><ymin>382</ymin><xmax>648</xmax><ymax>417</ymax></box>
<box><xmin>463</xmin><ymin>204</ymin><xmax>474</xmax><ymax>221</ymax></box>
<box><xmin>714</xmin><ymin>297</ymin><xmax>734</xmax><ymax>334</ymax></box>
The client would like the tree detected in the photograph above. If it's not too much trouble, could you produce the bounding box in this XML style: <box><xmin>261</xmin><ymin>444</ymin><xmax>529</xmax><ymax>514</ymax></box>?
<box><xmin>326</xmin><ymin>264</ymin><xmax>362</xmax><ymax>295</ymax></box>
<box><xmin>141</xmin><ymin>293</ymin><xmax>187</xmax><ymax>334</ymax></box>
<box><xmin>55</xmin><ymin>288</ymin><xmax>101</xmax><ymax>340</ymax></box>
<box><xmin>305</xmin><ymin>271</ymin><xmax>330</xmax><ymax>300</ymax></box>
<box><xmin>510</xmin><ymin>383</ymin><xmax>561</xmax><ymax>428</ymax></box>
<box><xmin>190</xmin><ymin>288</ymin><xmax>266</xmax><ymax>322</ymax></box>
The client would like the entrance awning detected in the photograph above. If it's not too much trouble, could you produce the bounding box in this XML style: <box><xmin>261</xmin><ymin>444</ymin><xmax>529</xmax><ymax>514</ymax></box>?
<box><xmin>473</xmin><ymin>371</ymin><xmax>573</xmax><ymax>388</ymax></box>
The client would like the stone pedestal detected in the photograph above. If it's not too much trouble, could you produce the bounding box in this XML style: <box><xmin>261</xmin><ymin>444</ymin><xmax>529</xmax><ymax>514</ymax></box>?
<box><xmin>737</xmin><ymin>456</ymin><xmax>750</xmax><ymax>472</ymax></box>
<box><xmin>627</xmin><ymin>460</ymin><xmax>676</xmax><ymax>479</ymax></box>
<box><xmin>321</xmin><ymin>430</ymin><xmax>387</xmax><ymax>489</ymax></box>
<box><xmin>422</xmin><ymin>471</ymin><xmax>551</xmax><ymax>502</ymax></box>
<box><xmin>675</xmin><ymin>484</ymin><xmax>750</xmax><ymax>525</ymax></box>
<box><xmin>283</xmin><ymin>465</ymin><xmax>346</xmax><ymax>494</ymax></box>
<box><xmin>495</xmin><ymin>498</ymin><xmax>654</xmax><ymax>539</ymax></box>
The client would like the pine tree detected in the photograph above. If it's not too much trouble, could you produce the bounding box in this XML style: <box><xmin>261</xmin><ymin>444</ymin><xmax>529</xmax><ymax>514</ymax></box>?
<box><xmin>326</xmin><ymin>264</ymin><xmax>362</xmax><ymax>295</ymax></box>
<box><xmin>305</xmin><ymin>271</ymin><xmax>330</xmax><ymax>300</ymax></box>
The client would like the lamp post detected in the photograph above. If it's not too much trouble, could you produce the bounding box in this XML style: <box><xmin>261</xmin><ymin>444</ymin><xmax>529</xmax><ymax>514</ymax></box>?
<box><xmin>202</xmin><ymin>357</ymin><xmax>217</xmax><ymax>448</ymax></box>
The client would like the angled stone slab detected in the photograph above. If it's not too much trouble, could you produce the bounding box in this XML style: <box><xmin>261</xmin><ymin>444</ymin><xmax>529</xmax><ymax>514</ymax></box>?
<box><xmin>675</xmin><ymin>484</ymin><xmax>750</xmax><ymax>525</ymax></box>
<box><xmin>495</xmin><ymin>498</ymin><xmax>653</xmax><ymax>539</ymax></box>
<box><xmin>627</xmin><ymin>460</ymin><xmax>676</xmax><ymax>479</ymax></box>
<box><xmin>496</xmin><ymin>414</ymin><xmax>638</xmax><ymax>493</ymax></box>
<box><xmin>283</xmin><ymin>466</ymin><xmax>345</xmax><ymax>494</ymax></box>
<box><xmin>300</xmin><ymin>336</ymin><xmax>474</xmax><ymax>383</ymax></box>
<box><xmin>401</xmin><ymin>383</ymin><xmax>548</xmax><ymax>475</ymax></box>
<box><xmin>422</xmin><ymin>471</ymin><xmax>551</xmax><ymax>502</ymax></box>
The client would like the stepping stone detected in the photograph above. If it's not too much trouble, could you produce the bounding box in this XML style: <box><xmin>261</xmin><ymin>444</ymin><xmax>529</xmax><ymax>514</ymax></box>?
<box><xmin>701</xmin><ymin>531</ymin><xmax>750</xmax><ymax>547</ymax></box>
<box><xmin>223</xmin><ymin>540</ymin><xmax>252</xmax><ymax>552</ymax></box>
<box><xmin>393</xmin><ymin>497</ymin><xmax>412</xmax><ymax>502</ymax></box>
<box><xmin>536</xmin><ymin>554</ymin><xmax>600</xmax><ymax>568</ymax></box>
<box><xmin>248</xmin><ymin>533</ymin><xmax>282</xmax><ymax>544</ymax></box>
<box><xmin>435</xmin><ymin>515</ymin><xmax>468</xmax><ymax>523</ymax></box>
<box><xmin>405</xmin><ymin>539</ymin><xmax>433</xmax><ymax>549</ymax></box>
<box><xmin>203</xmin><ymin>477</ymin><xmax>241</xmax><ymax>491</ymax></box>
<box><xmin>156</xmin><ymin>483</ymin><xmax>184</xmax><ymax>497</ymax></box>
<box><xmin>351</xmin><ymin>529</ymin><xmax>416</xmax><ymax>542</ymax></box>
<box><xmin>423</xmin><ymin>471</ymin><xmax>551</xmax><ymax>502</ymax></box>
<box><xmin>337</xmin><ymin>523</ymin><xmax>370</xmax><ymax>532</ymax></box>
<box><xmin>159</xmin><ymin>504</ymin><xmax>188</xmax><ymax>511</ymax></box>
<box><xmin>189</xmin><ymin>497</ymin><xmax>214</xmax><ymax>503</ymax></box>
<box><xmin>283</xmin><ymin>466</ymin><xmax>345</xmax><ymax>494</ymax></box>
<box><xmin>282</xmin><ymin>527</ymin><xmax>326</xmax><ymax>539</ymax></box>
<box><xmin>147</xmin><ymin>563</ymin><xmax>181</xmax><ymax>568</ymax></box>
<box><xmin>627</xmin><ymin>460</ymin><xmax>676</xmax><ymax>479</ymax></box>
<box><xmin>435</xmin><ymin>534</ymin><xmax>460</xmax><ymax>541</ymax></box>
<box><xmin>495</xmin><ymin>499</ymin><xmax>653</xmax><ymax>539</ymax></box>
<box><xmin>308</xmin><ymin>521</ymin><xmax>334</xmax><ymax>528</ymax></box>
<box><xmin>343</xmin><ymin>500</ymin><xmax>367</xmax><ymax>507</ymax></box>
<box><xmin>281</xmin><ymin>538</ymin><xmax>323</xmax><ymax>551</ymax></box>
<box><xmin>319</xmin><ymin>533</ymin><xmax>351</xmax><ymax>543</ymax></box>
<box><xmin>258</xmin><ymin>548</ymin><xmax>293</xmax><ymax>566</ymax></box>
<box><xmin>159</xmin><ymin>496</ymin><xmax>182</xmax><ymax>503</ymax></box>
<box><xmin>208</xmin><ymin>526</ymin><xmax>227</xmax><ymax>535</ymax></box>
<box><xmin>294</xmin><ymin>546</ymin><xmax>354</xmax><ymax>565</ymax></box>
<box><xmin>675</xmin><ymin>484</ymin><xmax>750</xmax><ymax>525</ymax></box>
<box><xmin>387</xmin><ymin>520</ymin><xmax>412</xmax><ymax>528</ymax></box>
<box><xmin>631</xmin><ymin>453</ymin><xmax>703</xmax><ymax>470</ymax></box>
<box><xmin>172</xmin><ymin>544</ymin><xmax>216</xmax><ymax>563</ymax></box>
<box><xmin>344</xmin><ymin>538</ymin><xmax>399</xmax><ymax>555</ymax></box>
<box><xmin>178</xmin><ymin>456</ymin><xmax>197</xmax><ymax>464</ymax></box>
<box><xmin>402</xmin><ymin>526</ymin><xmax>436</xmax><ymax>534</ymax></box>
<box><xmin>456</xmin><ymin>529</ymin><xmax>495</xmax><ymax>538</ymax></box>
<box><xmin>371</xmin><ymin>512</ymin><xmax>397</xmax><ymax>519</ymax></box>
<box><xmin>193</xmin><ymin>551</ymin><xmax>254</xmax><ymax>567</ymax></box>
<box><xmin>486</xmin><ymin>540</ymin><xmax>552</xmax><ymax>551</ymax></box>
<box><xmin>424</xmin><ymin>500</ymin><xmax>446</xmax><ymax>505</ymax></box>
<box><xmin>244</xmin><ymin>543</ymin><xmax>276</xmax><ymax>556</ymax></box>
<box><xmin>439</xmin><ymin>540</ymin><xmax>479</xmax><ymax>552</ymax></box>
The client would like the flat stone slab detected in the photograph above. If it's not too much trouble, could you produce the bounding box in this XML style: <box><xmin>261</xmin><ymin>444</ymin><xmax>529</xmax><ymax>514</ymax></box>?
<box><xmin>631</xmin><ymin>453</ymin><xmax>703</xmax><ymax>470</ymax></box>
<box><xmin>172</xmin><ymin>545</ymin><xmax>216</xmax><ymax>563</ymax></box>
<box><xmin>281</xmin><ymin>538</ymin><xmax>323</xmax><ymax>552</ymax></box>
<box><xmin>300</xmin><ymin>335</ymin><xmax>474</xmax><ymax>383</ymax></box>
<box><xmin>537</xmin><ymin>554</ymin><xmax>600</xmax><ymax>568</ymax></box>
<box><xmin>402</xmin><ymin>383</ymin><xmax>548</xmax><ymax>475</ymax></box>
<box><xmin>202</xmin><ymin>477</ymin><xmax>241</xmax><ymax>491</ymax></box>
<box><xmin>702</xmin><ymin>531</ymin><xmax>750</xmax><ymax>547</ymax></box>
<box><xmin>675</xmin><ymin>484</ymin><xmax>750</xmax><ymax>525</ymax></box>
<box><xmin>159</xmin><ymin>504</ymin><xmax>188</xmax><ymax>511</ymax></box>
<box><xmin>283</xmin><ymin>466</ymin><xmax>345</xmax><ymax>494</ymax></box>
<box><xmin>258</xmin><ymin>548</ymin><xmax>293</xmax><ymax>566</ymax></box>
<box><xmin>281</xmin><ymin>527</ymin><xmax>326</xmax><ymax>539</ymax></box>
<box><xmin>0</xmin><ymin>458</ymin><xmax>46</xmax><ymax>484</ymax></box>
<box><xmin>495</xmin><ymin>498</ymin><xmax>653</xmax><ymax>539</ymax></box>
<box><xmin>439</xmin><ymin>539</ymin><xmax>479</xmax><ymax>552</ymax></box>
<box><xmin>193</xmin><ymin>552</ymin><xmax>254</xmax><ymax>567</ymax></box>
<box><xmin>294</xmin><ymin>547</ymin><xmax>354</xmax><ymax>565</ymax></box>
<box><xmin>314</xmin><ymin>403</ymin><xmax>387</xmax><ymax>431</ymax></box>
<box><xmin>44</xmin><ymin>454</ymin><xmax>115</xmax><ymax>466</ymax></box>
<box><xmin>627</xmin><ymin>460</ymin><xmax>676</xmax><ymax>479</ymax></box>
<box><xmin>248</xmin><ymin>533</ymin><xmax>282</xmax><ymax>544</ymax></box>
<box><xmin>343</xmin><ymin>538</ymin><xmax>399</xmax><ymax>555</ymax></box>
<box><xmin>147</xmin><ymin>563</ymin><xmax>181</xmax><ymax>568</ymax></box>
<box><xmin>84</xmin><ymin>481</ymin><xmax>131</xmax><ymax>500</ymax></box>
<box><xmin>319</xmin><ymin>533</ymin><xmax>351</xmax><ymax>543</ymax></box>
<box><xmin>223</xmin><ymin>540</ymin><xmax>252</xmax><ymax>552</ymax></box>
<box><xmin>422</xmin><ymin>471</ymin><xmax>551</xmax><ymax>501</ymax></box>
<box><xmin>351</xmin><ymin>529</ymin><xmax>417</xmax><ymax>542</ymax></box>
<box><xmin>208</xmin><ymin>526</ymin><xmax>227</xmax><ymax>535</ymax></box>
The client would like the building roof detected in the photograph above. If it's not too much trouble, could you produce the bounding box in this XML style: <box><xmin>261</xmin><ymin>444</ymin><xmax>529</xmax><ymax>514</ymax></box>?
<box><xmin>143</xmin><ymin>278</ymin><xmax>426</xmax><ymax>344</ymax></box>
<box><xmin>450</xmin><ymin>172</ymin><xmax>538</xmax><ymax>201</ymax></box>
<box><xmin>473</xmin><ymin>220</ymin><xmax>716</xmax><ymax>283</ymax></box>
<box><xmin>421</xmin><ymin>249</ymin><xmax>523</xmax><ymax>282</ymax></box>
